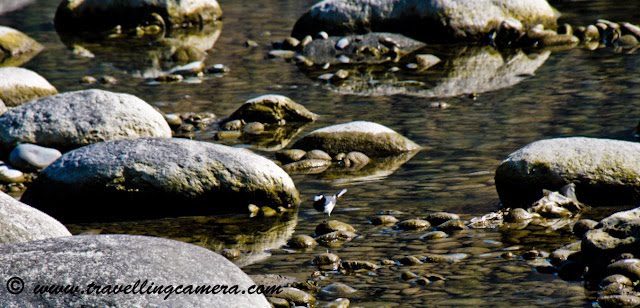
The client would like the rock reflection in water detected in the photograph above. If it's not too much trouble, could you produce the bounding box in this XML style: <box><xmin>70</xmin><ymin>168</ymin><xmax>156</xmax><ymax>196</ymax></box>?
<box><xmin>322</xmin><ymin>151</ymin><xmax>419</xmax><ymax>184</ymax></box>
<box><xmin>302</xmin><ymin>46</ymin><xmax>550</xmax><ymax>98</ymax></box>
<box><xmin>66</xmin><ymin>211</ymin><xmax>298</xmax><ymax>268</ymax></box>
<box><xmin>56</xmin><ymin>23</ymin><xmax>222</xmax><ymax>79</ymax></box>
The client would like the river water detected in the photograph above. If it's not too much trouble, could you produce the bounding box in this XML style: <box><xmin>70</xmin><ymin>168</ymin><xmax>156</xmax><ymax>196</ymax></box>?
<box><xmin>2</xmin><ymin>0</ymin><xmax>640</xmax><ymax>306</ymax></box>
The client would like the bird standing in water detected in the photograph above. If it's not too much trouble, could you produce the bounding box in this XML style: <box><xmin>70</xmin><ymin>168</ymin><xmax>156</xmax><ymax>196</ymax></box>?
<box><xmin>313</xmin><ymin>189</ymin><xmax>347</xmax><ymax>216</ymax></box>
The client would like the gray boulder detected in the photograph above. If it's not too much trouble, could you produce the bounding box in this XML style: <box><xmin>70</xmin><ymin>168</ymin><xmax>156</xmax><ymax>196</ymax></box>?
<box><xmin>0</xmin><ymin>191</ymin><xmax>70</xmax><ymax>244</ymax></box>
<box><xmin>9</xmin><ymin>144</ymin><xmax>62</xmax><ymax>172</ymax></box>
<box><xmin>21</xmin><ymin>138</ymin><xmax>300</xmax><ymax>222</ymax></box>
<box><xmin>291</xmin><ymin>0</ymin><xmax>558</xmax><ymax>43</ymax></box>
<box><xmin>55</xmin><ymin>0</ymin><xmax>222</xmax><ymax>34</ymax></box>
<box><xmin>0</xmin><ymin>67</ymin><xmax>57</xmax><ymax>107</ymax></box>
<box><xmin>0</xmin><ymin>234</ymin><xmax>270</xmax><ymax>307</ymax></box>
<box><xmin>0</xmin><ymin>89</ymin><xmax>171</xmax><ymax>154</ymax></box>
<box><xmin>0</xmin><ymin>26</ymin><xmax>43</xmax><ymax>67</ymax></box>
<box><xmin>495</xmin><ymin>137</ymin><xmax>640</xmax><ymax>207</ymax></box>
<box><xmin>292</xmin><ymin>121</ymin><xmax>421</xmax><ymax>156</ymax></box>
<box><xmin>224</xmin><ymin>95</ymin><xmax>318</xmax><ymax>124</ymax></box>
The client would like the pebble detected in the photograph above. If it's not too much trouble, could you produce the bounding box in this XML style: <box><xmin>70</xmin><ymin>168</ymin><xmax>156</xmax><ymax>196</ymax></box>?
<box><xmin>220</xmin><ymin>248</ymin><xmax>241</xmax><ymax>260</ymax></box>
<box><xmin>304</xmin><ymin>150</ymin><xmax>332</xmax><ymax>161</ymax></box>
<box><xmin>415</xmin><ymin>54</ymin><xmax>441</xmax><ymax>70</ymax></box>
<box><xmin>163</xmin><ymin>113</ymin><xmax>183</xmax><ymax>128</ymax></box>
<box><xmin>268</xmin><ymin>50</ymin><xmax>297</xmax><ymax>59</ymax></box>
<box><xmin>318</xmin><ymin>73</ymin><xmax>334</xmax><ymax>81</ymax></box>
<box><xmin>288</xmin><ymin>235</ymin><xmax>317</xmax><ymax>249</ymax></box>
<box><xmin>267</xmin><ymin>297</ymin><xmax>290</xmax><ymax>308</ymax></box>
<box><xmin>335</xmin><ymin>38</ymin><xmax>350</xmax><ymax>50</ymax></box>
<box><xmin>337</xmin><ymin>55</ymin><xmax>350</xmax><ymax>64</ymax></box>
<box><xmin>245</xmin><ymin>40</ymin><xmax>259</xmax><ymax>48</ymax></box>
<box><xmin>272</xmin><ymin>287</ymin><xmax>316</xmax><ymax>306</ymax></box>
<box><xmin>80</xmin><ymin>76</ymin><xmax>97</xmax><ymax>84</ymax></box>
<box><xmin>316</xmin><ymin>31</ymin><xmax>329</xmax><ymax>40</ymax></box>
<box><xmin>429</xmin><ymin>102</ymin><xmax>450</xmax><ymax>109</ymax></box>
<box><xmin>260</xmin><ymin>206</ymin><xmax>277</xmax><ymax>217</ymax></box>
<box><xmin>207</xmin><ymin>64</ymin><xmax>230</xmax><ymax>74</ymax></box>
<box><xmin>275</xmin><ymin>149</ymin><xmax>307</xmax><ymax>164</ymax></box>
<box><xmin>222</xmin><ymin>119</ymin><xmax>245</xmax><ymax>131</ymax></box>
<box><xmin>248</xmin><ymin>204</ymin><xmax>259</xmax><ymax>217</ymax></box>
<box><xmin>425</xmin><ymin>212</ymin><xmax>461</xmax><ymax>225</ymax></box>
<box><xmin>396</xmin><ymin>219</ymin><xmax>431</xmax><ymax>230</ymax></box>
<box><xmin>316</xmin><ymin>220</ymin><xmax>356</xmax><ymax>235</ymax></box>
<box><xmin>341</xmin><ymin>260</ymin><xmax>379</xmax><ymax>272</ymax></box>
<box><xmin>371</xmin><ymin>215</ymin><xmax>399</xmax><ymax>225</ymax></box>
<box><xmin>315</xmin><ymin>230</ymin><xmax>357</xmax><ymax>246</ymax></box>
<box><xmin>0</xmin><ymin>166</ymin><xmax>25</xmax><ymax>184</ymax></box>
<box><xmin>343</xmin><ymin>152</ymin><xmax>369</xmax><ymax>167</ymax></box>
<box><xmin>214</xmin><ymin>131</ymin><xmax>242</xmax><ymax>141</ymax></box>
<box><xmin>320</xmin><ymin>283</ymin><xmax>357</xmax><ymax>297</ymax></box>
<box><xmin>333</xmin><ymin>69</ymin><xmax>349</xmax><ymax>80</ymax></box>
<box><xmin>9</xmin><ymin>144</ymin><xmax>62</xmax><ymax>172</ymax></box>
<box><xmin>323</xmin><ymin>298</ymin><xmax>350</xmax><ymax>308</ymax></box>
<box><xmin>406</xmin><ymin>63</ymin><xmax>419</xmax><ymax>70</ymax></box>
<box><xmin>300</xmin><ymin>35</ymin><xmax>313</xmax><ymax>48</ymax></box>
<box><xmin>313</xmin><ymin>253</ymin><xmax>340</xmax><ymax>265</ymax></box>
<box><xmin>419</xmin><ymin>231</ymin><xmax>448</xmax><ymax>240</ymax></box>
<box><xmin>399</xmin><ymin>256</ymin><xmax>423</xmax><ymax>265</ymax></box>
<box><xmin>436</xmin><ymin>219</ymin><xmax>467</xmax><ymax>231</ymax></box>
<box><xmin>282</xmin><ymin>37</ymin><xmax>301</xmax><ymax>50</ymax></box>
<box><xmin>243</xmin><ymin>122</ymin><xmax>265</xmax><ymax>135</ymax></box>
<box><xmin>401</xmin><ymin>270</ymin><xmax>419</xmax><ymax>280</ymax></box>
<box><xmin>100</xmin><ymin>75</ymin><xmax>117</xmax><ymax>85</ymax></box>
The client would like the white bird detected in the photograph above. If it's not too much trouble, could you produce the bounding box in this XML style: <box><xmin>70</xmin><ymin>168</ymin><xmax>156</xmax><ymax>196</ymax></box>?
<box><xmin>313</xmin><ymin>189</ymin><xmax>347</xmax><ymax>216</ymax></box>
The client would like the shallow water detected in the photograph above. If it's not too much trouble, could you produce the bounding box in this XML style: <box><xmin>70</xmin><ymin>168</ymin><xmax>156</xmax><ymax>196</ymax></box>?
<box><xmin>3</xmin><ymin>0</ymin><xmax>640</xmax><ymax>306</ymax></box>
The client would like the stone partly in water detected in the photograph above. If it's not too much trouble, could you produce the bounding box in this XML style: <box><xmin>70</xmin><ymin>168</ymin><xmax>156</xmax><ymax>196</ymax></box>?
<box><xmin>0</xmin><ymin>26</ymin><xmax>43</xmax><ymax>67</ymax></box>
<box><xmin>291</xmin><ymin>0</ymin><xmax>558</xmax><ymax>43</ymax></box>
<box><xmin>288</xmin><ymin>234</ymin><xmax>317</xmax><ymax>249</ymax></box>
<box><xmin>0</xmin><ymin>234</ymin><xmax>269</xmax><ymax>307</ymax></box>
<box><xmin>0</xmin><ymin>190</ymin><xmax>70</xmax><ymax>245</ymax></box>
<box><xmin>21</xmin><ymin>138</ymin><xmax>300</xmax><ymax>222</ymax></box>
<box><xmin>0</xmin><ymin>67</ymin><xmax>57</xmax><ymax>107</ymax></box>
<box><xmin>224</xmin><ymin>94</ymin><xmax>318</xmax><ymax>125</ymax></box>
<box><xmin>54</xmin><ymin>0</ymin><xmax>223</xmax><ymax>35</ymax></box>
<box><xmin>0</xmin><ymin>89</ymin><xmax>172</xmax><ymax>154</ymax></box>
<box><xmin>293</xmin><ymin>121</ymin><xmax>421</xmax><ymax>157</ymax></box>
<box><xmin>495</xmin><ymin>137</ymin><xmax>640</xmax><ymax>207</ymax></box>
<box><xmin>9</xmin><ymin>144</ymin><xmax>62</xmax><ymax>172</ymax></box>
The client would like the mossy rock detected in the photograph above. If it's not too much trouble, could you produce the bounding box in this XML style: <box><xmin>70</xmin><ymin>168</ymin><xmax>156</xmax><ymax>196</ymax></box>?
<box><xmin>0</xmin><ymin>26</ymin><xmax>43</xmax><ymax>67</ymax></box>
<box><xmin>0</xmin><ymin>67</ymin><xmax>57</xmax><ymax>107</ymax></box>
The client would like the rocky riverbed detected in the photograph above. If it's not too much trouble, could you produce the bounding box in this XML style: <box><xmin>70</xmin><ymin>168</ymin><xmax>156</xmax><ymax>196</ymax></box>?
<box><xmin>1</xmin><ymin>0</ymin><xmax>640</xmax><ymax>307</ymax></box>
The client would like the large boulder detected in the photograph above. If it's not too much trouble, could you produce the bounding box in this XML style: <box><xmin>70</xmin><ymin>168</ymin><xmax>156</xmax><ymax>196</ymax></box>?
<box><xmin>0</xmin><ymin>67</ymin><xmax>57</xmax><ymax>107</ymax></box>
<box><xmin>0</xmin><ymin>26</ymin><xmax>43</xmax><ymax>67</ymax></box>
<box><xmin>224</xmin><ymin>95</ymin><xmax>318</xmax><ymax>125</ymax></box>
<box><xmin>0</xmin><ymin>191</ymin><xmax>70</xmax><ymax>245</ymax></box>
<box><xmin>21</xmin><ymin>138</ymin><xmax>300</xmax><ymax>222</ymax></box>
<box><xmin>0</xmin><ymin>89</ymin><xmax>171</xmax><ymax>154</ymax></box>
<box><xmin>0</xmin><ymin>235</ymin><xmax>270</xmax><ymax>307</ymax></box>
<box><xmin>291</xmin><ymin>0</ymin><xmax>558</xmax><ymax>43</ymax></box>
<box><xmin>55</xmin><ymin>0</ymin><xmax>223</xmax><ymax>34</ymax></box>
<box><xmin>495</xmin><ymin>137</ymin><xmax>640</xmax><ymax>207</ymax></box>
<box><xmin>292</xmin><ymin>121</ymin><xmax>421</xmax><ymax>157</ymax></box>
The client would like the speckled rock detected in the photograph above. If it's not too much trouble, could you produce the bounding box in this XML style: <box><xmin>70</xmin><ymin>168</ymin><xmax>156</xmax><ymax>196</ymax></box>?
<box><xmin>0</xmin><ymin>89</ymin><xmax>171</xmax><ymax>154</ymax></box>
<box><xmin>0</xmin><ymin>26</ymin><xmax>43</xmax><ymax>67</ymax></box>
<box><xmin>224</xmin><ymin>95</ymin><xmax>317</xmax><ymax>125</ymax></box>
<box><xmin>9</xmin><ymin>144</ymin><xmax>62</xmax><ymax>172</ymax></box>
<box><xmin>0</xmin><ymin>234</ymin><xmax>269</xmax><ymax>307</ymax></box>
<box><xmin>495</xmin><ymin>137</ymin><xmax>640</xmax><ymax>207</ymax></box>
<box><xmin>54</xmin><ymin>0</ymin><xmax>223</xmax><ymax>34</ymax></box>
<box><xmin>291</xmin><ymin>0</ymin><xmax>558</xmax><ymax>43</ymax></box>
<box><xmin>0</xmin><ymin>191</ymin><xmax>70</xmax><ymax>244</ymax></box>
<box><xmin>293</xmin><ymin>121</ymin><xmax>421</xmax><ymax>157</ymax></box>
<box><xmin>0</xmin><ymin>67</ymin><xmax>57</xmax><ymax>107</ymax></box>
<box><xmin>21</xmin><ymin>138</ymin><xmax>300</xmax><ymax>222</ymax></box>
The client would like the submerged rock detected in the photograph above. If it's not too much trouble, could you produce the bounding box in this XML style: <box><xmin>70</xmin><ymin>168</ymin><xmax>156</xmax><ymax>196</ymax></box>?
<box><xmin>224</xmin><ymin>95</ymin><xmax>318</xmax><ymax>125</ymax></box>
<box><xmin>0</xmin><ymin>234</ymin><xmax>269</xmax><ymax>307</ymax></box>
<box><xmin>0</xmin><ymin>89</ymin><xmax>171</xmax><ymax>154</ymax></box>
<box><xmin>291</xmin><ymin>0</ymin><xmax>558</xmax><ymax>43</ymax></box>
<box><xmin>0</xmin><ymin>67</ymin><xmax>57</xmax><ymax>107</ymax></box>
<box><xmin>0</xmin><ymin>191</ymin><xmax>70</xmax><ymax>244</ymax></box>
<box><xmin>0</xmin><ymin>26</ymin><xmax>43</xmax><ymax>67</ymax></box>
<box><xmin>495</xmin><ymin>137</ymin><xmax>640</xmax><ymax>207</ymax></box>
<box><xmin>293</xmin><ymin>121</ymin><xmax>421</xmax><ymax>157</ymax></box>
<box><xmin>22</xmin><ymin>138</ymin><xmax>300</xmax><ymax>222</ymax></box>
<box><xmin>54</xmin><ymin>0</ymin><xmax>222</xmax><ymax>35</ymax></box>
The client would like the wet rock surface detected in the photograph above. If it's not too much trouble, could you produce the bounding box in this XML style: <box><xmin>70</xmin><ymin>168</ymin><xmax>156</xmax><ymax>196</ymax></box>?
<box><xmin>0</xmin><ymin>89</ymin><xmax>171</xmax><ymax>154</ymax></box>
<box><xmin>0</xmin><ymin>67</ymin><xmax>57</xmax><ymax>107</ymax></box>
<box><xmin>223</xmin><ymin>94</ymin><xmax>318</xmax><ymax>125</ymax></box>
<box><xmin>22</xmin><ymin>138</ymin><xmax>300</xmax><ymax>222</ymax></box>
<box><xmin>0</xmin><ymin>234</ymin><xmax>269</xmax><ymax>307</ymax></box>
<box><xmin>0</xmin><ymin>25</ymin><xmax>42</xmax><ymax>66</ymax></box>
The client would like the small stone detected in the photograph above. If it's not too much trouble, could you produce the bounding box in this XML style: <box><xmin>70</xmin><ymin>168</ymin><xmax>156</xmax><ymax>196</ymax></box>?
<box><xmin>260</xmin><ymin>206</ymin><xmax>277</xmax><ymax>217</ymax></box>
<box><xmin>584</xmin><ymin>25</ymin><xmax>601</xmax><ymax>42</ymax></box>
<box><xmin>415</xmin><ymin>54</ymin><xmax>441</xmax><ymax>70</ymax></box>
<box><xmin>318</xmin><ymin>73</ymin><xmax>334</xmax><ymax>81</ymax></box>
<box><xmin>504</xmin><ymin>208</ymin><xmax>535</xmax><ymax>223</ymax></box>
<box><xmin>424</xmin><ymin>212</ymin><xmax>460</xmax><ymax>225</ymax></box>
<box><xmin>415</xmin><ymin>277</ymin><xmax>430</xmax><ymax>286</ymax></box>
<box><xmin>288</xmin><ymin>235</ymin><xmax>317</xmax><ymax>249</ymax></box>
<box><xmin>268</xmin><ymin>50</ymin><xmax>297</xmax><ymax>59</ymax></box>
<box><xmin>80</xmin><ymin>76</ymin><xmax>97</xmax><ymax>84</ymax></box>
<box><xmin>341</xmin><ymin>260</ymin><xmax>379</xmax><ymax>272</ymax></box>
<box><xmin>436</xmin><ymin>219</ymin><xmax>467</xmax><ymax>231</ymax></box>
<box><xmin>501</xmin><ymin>252</ymin><xmax>515</xmax><ymax>259</ymax></box>
<box><xmin>0</xmin><ymin>166</ymin><xmax>25</xmax><ymax>184</ymax></box>
<box><xmin>619</xmin><ymin>34</ymin><xmax>639</xmax><ymax>47</ymax></box>
<box><xmin>9</xmin><ymin>144</ymin><xmax>62</xmax><ymax>172</ymax></box>
<box><xmin>100</xmin><ymin>75</ymin><xmax>117</xmax><ymax>85</ymax></box>
<box><xmin>248</xmin><ymin>204</ymin><xmax>260</xmax><ymax>217</ymax></box>
<box><xmin>272</xmin><ymin>287</ymin><xmax>315</xmax><ymax>306</ymax></box>
<box><xmin>399</xmin><ymin>255</ymin><xmax>423</xmax><ymax>265</ymax></box>
<box><xmin>207</xmin><ymin>64</ymin><xmax>230</xmax><ymax>74</ymax></box>
<box><xmin>163</xmin><ymin>113</ymin><xmax>182</xmax><ymax>128</ymax></box>
<box><xmin>335</xmin><ymin>38</ymin><xmax>350</xmax><ymax>50</ymax></box>
<box><xmin>323</xmin><ymin>298</ymin><xmax>349</xmax><ymax>308</ymax></box>
<box><xmin>243</xmin><ymin>122</ymin><xmax>265</xmax><ymax>135</ymax></box>
<box><xmin>320</xmin><ymin>283</ymin><xmax>356</xmax><ymax>297</ymax></box>
<box><xmin>600</xmin><ymin>274</ymin><xmax>633</xmax><ymax>288</ymax></box>
<box><xmin>406</xmin><ymin>63</ymin><xmax>419</xmax><ymax>70</ymax></box>
<box><xmin>315</xmin><ymin>230</ymin><xmax>357</xmax><ymax>246</ymax></box>
<box><xmin>215</xmin><ymin>131</ymin><xmax>242</xmax><ymax>141</ymax></box>
<box><xmin>598</xmin><ymin>295</ymin><xmax>640</xmax><ymax>308</ymax></box>
<box><xmin>245</xmin><ymin>40</ymin><xmax>259</xmax><ymax>48</ymax></box>
<box><xmin>333</xmin><ymin>69</ymin><xmax>349</xmax><ymax>80</ymax></box>
<box><xmin>316</xmin><ymin>31</ymin><xmax>329</xmax><ymax>40</ymax></box>
<box><xmin>343</xmin><ymin>151</ymin><xmax>369</xmax><ymax>167</ymax></box>
<box><xmin>282</xmin><ymin>37</ymin><xmax>301</xmax><ymax>50</ymax></box>
<box><xmin>337</xmin><ymin>55</ymin><xmax>350</xmax><ymax>63</ymax></box>
<box><xmin>371</xmin><ymin>215</ymin><xmax>398</xmax><ymax>225</ymax></box>
<box><xmin>276</xmin><ymin>149</ymin><xmax>307</xmax><ymax>164</ymax></box>
<box><xmin>222</xmin><ymin>119</ymin><xmax>245</xmax><ymax>131</ymax></box>
<box><xmin>304</xmin><ymin>150</ymin><xmax>332</xmax><ymax>161</ymax></box>
<box><xmin>401</xmin><ymin>270</ymin><xmax>419</xmax><ymax>280</ymax></box>
<box><xmin>558</xmin><ymin>23</ymin><xmax>573</xmax><ymax>35</ymax></box>
<box><xmin>419</xmin><ymin>231</ymin><xmax>448</xmax><ymax>240</ymax></box>
<box><xmin>333</xmin><ymin>153</ymin><xmax>346</xmax><ymax>161</ymax></box>
<box><xmin>220</xmin><ymin>248</ymin><xmax>241</xmax><ymax>260</ymax></box>
<box><xmin>389</xmin><ymin>66</ymin><xmax>400</xmax><ymax>72</ymax></box>
<box><xmin>282</xmin><ymin>159</ymin><xmax>331</xmax><ymax>174</ymax></box>
<box><xmin>316</xmin><ymin>220</ymin><xmax>356</xmax><ymax>235</ymax></box>
<box><xmin>381</xmin><ymin>259</ymin><xmax>396</xmax><ymax>265</ymax></box>
<box><xmin>522</xmin><ymin>250</ymin><xmax>540</xmax><ymax>260</ymax></box>
<box><xmin>397</xmin><ymin>219</ymin><xmax>431</xmax><ymax>230</ymax></box>
<box><xmin>607</xmin><ymin>259</ymin><xmax>640</xmax><ymax>281</ymax></box>
<box><xmin>267</xmin><ymin>297</ymin><xmax>290</xmax><ymax>308</ymax></box>
<box><xmin>178</xmin><ymin>123</ymin><xmax>195</xmax><ymax>132</ymax></box>
<box><xmin>313</xmin><ymin>253</ymin><xmax>340</xmax><ymax>265</ymax></box>
<box><xmin>300</xmin><ymin>35</ymin><xmax>313</xmax><ymax>48</ymax></box>
<box><xmin>169</xmin><ymin>61</ymin><xmax>205</xmax><ymax>76</ymax></box>
<box><xmin>155</xmin><ymin>74</ymin><xmax>183</xmax><ymax>83</ymax></box>
<box><xmin>294</xmin><ymin>55</ymin><xmax>314</xmax><ymax>66</ymax></box>
<box><xmin>429</xmin><ymin>102</ymin><xmax>449</xmax><ymax>109</ymax></box>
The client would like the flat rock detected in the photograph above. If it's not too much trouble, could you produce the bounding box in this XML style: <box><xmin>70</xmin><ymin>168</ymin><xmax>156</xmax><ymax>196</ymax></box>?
<box><xmin>291</xmin><ymin>0</ymin><xmax>558</xmax><ymax>43</ymax></box>
<box><xmin>224</xmin><ymin>94</ymin><xmax>318</xmax><ymax>124</ymax></box>
<box><xmin>21</xmin><ymin>138</ymin><xmax>300</xmax><ymax>222</ymax></box>
<box><xmin>292</xmin><ymin>121</ymin><xmax>421</xmax><ymax>157</ymax></box>
<box><xmin>495</xmin><ymin>137</ymin><xmax>640</xmax><ymax>207</ymax></box>
<box><xmin>0</xmin><ymin>89</ymin><xmax>171</xmax><ymax>153</ymax></box>
<box><xmin>0</xmin><ymin>234</ymin><xmax>269</xmax><ymax>307</ymax></box>
<box><xmin>0</xmin><ymin>67</ymin><xmax>57</xmax><ymax>107</ymax></box>
<box><xmin>0</xmin><ymin>26</ymin><xmax>43</xmax><ymax>66</ymax></box>
<box><xmin>9</xmin><ymin>143</ymin><xmax>62</xmax><ymax>172</ymax></box>
<box><xmin>55</xmin><ymin>0</ymin><xmax>222</xmax><ymax>34</ymax></box>
<box><xmin>0</xmin><ymin>191</ymin><xmax>70</xmax><ymax>244</ymax></box>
